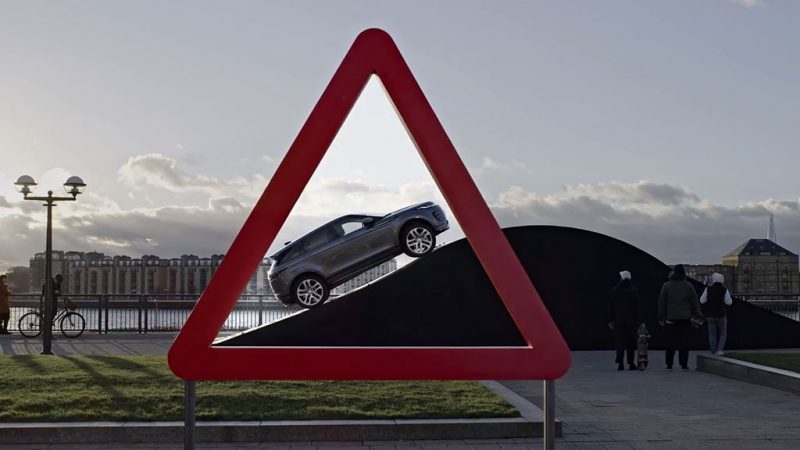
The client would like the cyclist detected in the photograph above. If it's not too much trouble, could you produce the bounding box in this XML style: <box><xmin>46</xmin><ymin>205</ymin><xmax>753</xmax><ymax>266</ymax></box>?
<box><xmin>40</xmin><ymin>273</ymin><xmax>63</xmax><ymax>321</ymax></box>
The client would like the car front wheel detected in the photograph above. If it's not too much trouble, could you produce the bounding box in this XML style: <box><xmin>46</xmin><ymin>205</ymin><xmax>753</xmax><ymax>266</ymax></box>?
<box><xmin>291</xmin><ymin>274</ymin><xmax>329</xmax><ymax>309</ymax></box>
<box><xmin>401</xmin><ymin>222</ymin><xmax>436</xmax><ymax>257</ymax></box>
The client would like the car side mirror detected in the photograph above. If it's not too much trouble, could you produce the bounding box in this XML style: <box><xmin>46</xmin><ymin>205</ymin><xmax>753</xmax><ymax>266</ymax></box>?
<box><xmin>362</xmin><ymin>218</ymin><xmax>375</xmax><ymax>228</ymax></box>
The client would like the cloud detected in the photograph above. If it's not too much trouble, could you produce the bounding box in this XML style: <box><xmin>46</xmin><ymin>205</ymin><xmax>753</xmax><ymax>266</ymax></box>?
<box><xmin>4</xmin><ymin>169</ymin><xmax>800</xmax><ymax>279</ymax></box>
<box><xmin>116</xmin><ymin>153</ymin><xmax>276</xmax><ymax>201</ymax></box>
<box><xmin>491</xmin><ymin>181</ymin><xmax>799</xmax><ymax>264</ymax></box>
<box><xmin>289</xmin><ymin>178</ymin><xmax>445</xmax><ymax>217</ymax></box>
<box><xmin>471</xmin><ymin>157</ymin><xmax>530</xmax><ymax>176</ymax></box>
<box><xmin>209</xmin><ymin>196</ymin><xmax>245</xmax><ymax>213</ymax></box>
<box><xmin>560</xmin><ymin>181</ymin><xmax>699</xmax><ymax>207</ymax></box>
<box><xmin>0</xmin><ymin>195</ymin><xmax>11</xmax><ymax>208</ymax></box>
<box><xmin>118</xmin><ymin>153</ymin><xmax>221</xmax><ymax>193</ymax></box>
<box><xmin>479</xmin><ymin>157</ymin><xmax>503</xmax><ymax>172</ymax></box>
<box><xmin>729</xmin><ymin>0</ymin><xmax>764</xmax><ymax>7</ymax></box>
<box><xmin>0</xmin><ymin>159</ymin><xmax>454</xmax><ymax>273</ymax></box>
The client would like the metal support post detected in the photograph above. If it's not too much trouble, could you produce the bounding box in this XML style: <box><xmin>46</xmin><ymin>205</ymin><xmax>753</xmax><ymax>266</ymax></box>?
<box><xmin>143</xmin><ymin>295</ymin><xmax>149</xmax><ymax>333</ymax></box>
<box><xmin>14</xmin><ymin>177</ymin><xmax>84</xmax><ymax>348</ymax></box>
<box><xmin>258</xmin><ymin>295</ymin><xmax>264</xmax><ymax>326</ymax></box>
<box><xmin>41</xmin><ymin>198</ymin><xmax>54</xmax><ymax>355</ymax></box>
<box><xmin>97</xmin><ymin>295</ymin><xmax>103</xmax><ymax>333</ymax></box>
<box><xmin>184</xmin><ymin>380</ymin><xmax>195</xmax><ymax>450</ymax></box>
<box><xmin>543</xmin><ymin>379</ymin><xmax>555</xmax><ymax>450</ymax></box>
<box><xmin>104</xmin><ymin>295</ymin><xmax>109</xmax><ymax>333</ymax></box>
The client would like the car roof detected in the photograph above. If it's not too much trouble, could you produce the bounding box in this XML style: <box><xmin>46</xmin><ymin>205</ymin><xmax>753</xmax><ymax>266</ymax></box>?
<box><xmin>267</xmin><ymin>202</ymin><xmax>437</xmax><ymax>260</ymax></box>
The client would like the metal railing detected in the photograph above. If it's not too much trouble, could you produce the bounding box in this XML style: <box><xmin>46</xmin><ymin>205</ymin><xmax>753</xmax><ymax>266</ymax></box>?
<box><xmin>737</xmin><ymin>294</ymin><xmax>800</xmax><ymax>321</ymax></box>
<box><xmin>8</xmin><ymin>291</ymin><xmax>798</xmax><ymax>334</ymax></box>
<box><xmin>7</xmin><ymin>293</ymin><xmax>301</xmax><ymax>333</ymax></box>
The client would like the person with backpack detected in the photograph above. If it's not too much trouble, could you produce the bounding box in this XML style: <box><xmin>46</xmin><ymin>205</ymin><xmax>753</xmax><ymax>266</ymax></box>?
<box><xmin>700</xmin><ymin>272</ymin><xmax>733</xmax><ymax>356</ymax></box>
<box><xmin>658</xmin><ymin>264</ymin><xmax>702</xmax><ymax>370</ymax></box>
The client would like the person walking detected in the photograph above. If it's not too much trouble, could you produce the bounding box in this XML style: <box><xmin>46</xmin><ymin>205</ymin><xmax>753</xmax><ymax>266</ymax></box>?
<box><xmin>608</xmin><ymin>270</ymin><xmax>642</xmax><ymax>370</ymax></box>
<box><xmin>658</xmin><ymin>264</ymin><xmax>701</xmax><ymax>370</ymax></box>
<box><xmin>700</xmin><ymin>272</ymin><xmax>733</xmax><ymax>356</ymax></box>
<box><xmin>0</xmin><ymin>275</ymin><xmax>11</xmax><ymax>334</ymax></box>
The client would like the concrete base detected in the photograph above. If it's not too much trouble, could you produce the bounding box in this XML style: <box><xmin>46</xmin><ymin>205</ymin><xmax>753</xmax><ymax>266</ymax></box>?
<box><xmin>0</xmin><ymin>417</ymin><xmax>545</xmax><ymax>444</ymax></box>
<box><xmin>697</xmin><ymin>353</ymin><xmax>800</xmax><ymax>395</ymax></box>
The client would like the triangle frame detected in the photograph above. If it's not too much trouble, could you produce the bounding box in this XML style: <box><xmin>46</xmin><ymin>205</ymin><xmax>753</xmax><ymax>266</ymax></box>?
<box><xmin>168</xmin><ymin>28</ymin><xmax>570</xmax><ymax>380</ymax></box>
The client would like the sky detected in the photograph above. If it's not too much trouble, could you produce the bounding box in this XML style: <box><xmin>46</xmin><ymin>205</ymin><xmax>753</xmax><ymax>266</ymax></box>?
<box><xmin>1</xmin><ymin>0</ymin><xmax>799</xmax><ymax>272</ymax></box>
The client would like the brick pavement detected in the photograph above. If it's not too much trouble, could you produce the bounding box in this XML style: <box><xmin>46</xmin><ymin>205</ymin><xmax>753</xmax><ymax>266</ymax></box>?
<box><xmin>505</xmin><ymin>351</ymin><xmax>800</xmax><ymax>450</ymax></box>
<box><xmin>1</xmin><ymin>334</ymin><xmax>799</xmax><ymax>449</ymax></box>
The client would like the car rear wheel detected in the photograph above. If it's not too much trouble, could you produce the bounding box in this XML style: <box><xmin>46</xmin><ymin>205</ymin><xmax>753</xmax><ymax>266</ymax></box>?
<box><xmin>401</xmin><ymin>222</ymin><xmax>435</xmax><ymax>257</ymax></box>
<box><xmin>292</xmin><ymin>274</ymin><xmax>329</xmax><ymax>308</ymax></box>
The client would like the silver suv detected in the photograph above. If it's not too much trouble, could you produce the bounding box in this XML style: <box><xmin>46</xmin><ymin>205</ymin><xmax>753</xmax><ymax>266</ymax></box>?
<box><xmin>268</xmin><ymin>201</ymin><xmax>449</xmax><ymax>308</ymax></box>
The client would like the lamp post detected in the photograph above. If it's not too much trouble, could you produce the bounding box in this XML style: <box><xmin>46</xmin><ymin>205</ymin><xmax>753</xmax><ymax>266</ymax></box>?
<box><xmin>14</xmin><ymin>175</ymin><xmax>86</xmax><ymax>355</ymax></box>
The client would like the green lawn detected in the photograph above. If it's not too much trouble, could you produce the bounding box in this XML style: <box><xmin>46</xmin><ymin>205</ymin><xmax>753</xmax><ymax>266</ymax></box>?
<box><xmin>728</xmin><ymin>353</ymin><xmax>800</xmax><ymax>373</ymax></box>
<box><xmin>0</xmin><ymin>355</ymin><xmax>517</xmax><ymax>422</ymax></box>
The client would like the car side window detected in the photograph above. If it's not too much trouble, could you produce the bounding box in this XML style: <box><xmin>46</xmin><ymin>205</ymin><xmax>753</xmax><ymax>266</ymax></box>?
<box><xmin>282</xmin><ymin>245</ymin><xmax>304</xmax><ymax>263</ymax></box>
<box><xmin>340</xmin><ymin>220</ymin><xmax>363</xmax><ymax>236</ymax></box>
<box><xmin>303</xmin><ymin>227</ymin><xmax>338</xmax><ymax>252</ymax></box>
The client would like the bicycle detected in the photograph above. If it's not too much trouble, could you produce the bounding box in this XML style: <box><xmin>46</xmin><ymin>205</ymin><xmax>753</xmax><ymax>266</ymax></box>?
<box><xmin>18</xmin><ymin>297</ymin><xmax>86</xmax><ymax>339</ymax></box>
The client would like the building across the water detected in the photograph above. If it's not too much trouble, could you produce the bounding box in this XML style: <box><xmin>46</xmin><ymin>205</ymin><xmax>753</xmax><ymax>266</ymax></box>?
<box><xmin>27</xmin><ymin>251</ymin><xmax>397</xmax><ymax>297</ymax></box>
<box><xmin>722</xmin><ymin>239</ymin><xmax>799</xmax><ymax>297</ymax></box>
<box><xmin>29</xmin><ymin>251</ymin><xmax>231</xmax><ymax>295</ymax></box>
<box><xmin>682</xmin><ymin>217</ymin><xmax>800</xmax><ymax>298</ymax></box>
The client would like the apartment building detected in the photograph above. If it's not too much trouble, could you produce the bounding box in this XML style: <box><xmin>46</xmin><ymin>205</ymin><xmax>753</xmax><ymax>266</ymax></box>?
<box><xmin>30</xmin><ymin>251</ymin><xmax>230</xmax><ymax>295</ymax></box>
<box><xmin>29</xmin><ymin>250</ymin><xmax>397</xmax><ymax>297</ymax></box>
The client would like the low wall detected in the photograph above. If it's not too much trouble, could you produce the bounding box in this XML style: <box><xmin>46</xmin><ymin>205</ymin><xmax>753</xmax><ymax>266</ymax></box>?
<box><xmin>697</xmin><ymin>354</ymin><xmax>800</xmax><ymax>395</ymax></box>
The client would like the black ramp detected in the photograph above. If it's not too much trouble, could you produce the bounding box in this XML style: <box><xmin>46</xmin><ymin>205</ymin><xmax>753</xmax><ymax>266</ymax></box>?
<box><xmin>218</xmin><ymin>226</ymin><xmax>800</xmax><ymax>350</ymax></box>
<box><xmin>218</xmin><ymin>233</ymin><xmax>527</xmax><ymax>347</ymax></box>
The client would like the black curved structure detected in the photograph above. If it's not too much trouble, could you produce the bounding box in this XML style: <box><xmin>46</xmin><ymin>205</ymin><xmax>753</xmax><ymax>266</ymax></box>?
<box><xmin>218</xmin><ymin>226</ymin><xmax>800</xmax><ymax>350</ymax></box>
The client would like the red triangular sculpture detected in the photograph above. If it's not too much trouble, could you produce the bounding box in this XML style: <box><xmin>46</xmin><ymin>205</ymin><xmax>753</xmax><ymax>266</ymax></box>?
<box><xmin>169</xmin><ymin>29</ymin><xmax>570</xmax><ymax>380</ymax></box>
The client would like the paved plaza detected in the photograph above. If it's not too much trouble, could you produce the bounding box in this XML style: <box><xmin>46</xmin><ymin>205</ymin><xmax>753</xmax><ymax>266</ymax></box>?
<box><xmin>1</xmin><ymin>334</ymin><xmax>799</xmax><ymax>449</ymax></box>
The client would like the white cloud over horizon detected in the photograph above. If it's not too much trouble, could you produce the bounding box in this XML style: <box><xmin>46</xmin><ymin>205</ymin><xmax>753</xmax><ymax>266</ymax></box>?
<box><xmin>118</xmin><ymin>153</ymin><xmax>222</xmax><ymax>194</ymax></box>
<box><xmin>492</xmin><ymin>180</ymin><xmax>795</xmax><ymax>264</ymax></box>
<box><xmin>1</xmin><ymin>151</ymin><xmax>795</xmax><ymax>274</ymax></box>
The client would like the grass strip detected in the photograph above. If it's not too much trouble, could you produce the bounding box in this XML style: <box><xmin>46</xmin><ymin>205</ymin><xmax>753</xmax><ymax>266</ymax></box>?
<box><xmin>727</xmin><ymin>353</ymin><xmax>800</xmax><ymax>373</ymax></box>
<box><xmin>0</xmin><ymin>355</ymin><xmax>518</xmax><ymax>422</ymax></box>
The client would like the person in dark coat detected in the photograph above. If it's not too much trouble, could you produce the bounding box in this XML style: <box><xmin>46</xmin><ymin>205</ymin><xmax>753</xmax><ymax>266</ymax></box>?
<box><xmin>608</xmin><ymin>270</ymin><xmax>642</xmax><ymax>371</ymax></box>
<box><xmin>700</xmin><ymin>272</ymin><xmax>733</xmax><ymax>356</ymax></box>
<box><xmin>658</xmin><ymin>264</ymin><xmax>701</xmax><ymax>369</ymax></box>
<box><xmin>0</xmin><ymin>275</ymin><xmax>11</xmax><ymax>334</ymax></box>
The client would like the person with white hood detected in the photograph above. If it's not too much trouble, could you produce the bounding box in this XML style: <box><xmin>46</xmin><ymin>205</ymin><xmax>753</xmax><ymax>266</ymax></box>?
<box><xmin>608</xmin><ymin>270</ymin><xmax>642</xmax><ymax>371</ymax></box>
<box><xmin>700</xmin><ymin>272</ymin><xmax>733</xmax><ymax>356</ymax></box>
